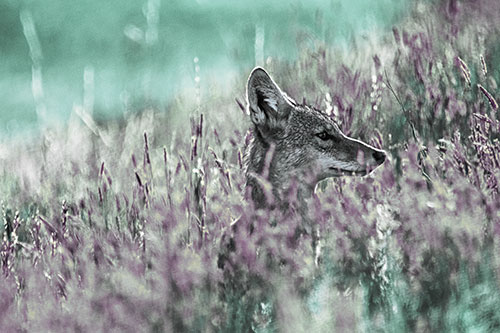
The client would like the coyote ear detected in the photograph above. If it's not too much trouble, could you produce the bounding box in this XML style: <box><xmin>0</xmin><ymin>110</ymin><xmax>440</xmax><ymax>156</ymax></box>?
<box><xmin>246</xmin><ymin>67</ymin><xmax>290</xmax><ymax>129</ymax></box>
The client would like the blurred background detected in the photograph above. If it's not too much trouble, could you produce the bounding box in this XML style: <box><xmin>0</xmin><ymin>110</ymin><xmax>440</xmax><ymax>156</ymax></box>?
<box><xmin>1</xmin><ymin>0</ymin><xmax>410</xmax><ymax>138</ymax></box>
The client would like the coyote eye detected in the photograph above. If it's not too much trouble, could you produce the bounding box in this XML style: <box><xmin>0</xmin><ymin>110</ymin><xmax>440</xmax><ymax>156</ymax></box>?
<box><xmin>316</xmin><ymin>131</ymin><xmax>341</xmax><ymax>144</ymax></box>
<box><xmin>316</xmin><ymin>131</ymin><xmax>330</xmax><ymax>141</ymax></box>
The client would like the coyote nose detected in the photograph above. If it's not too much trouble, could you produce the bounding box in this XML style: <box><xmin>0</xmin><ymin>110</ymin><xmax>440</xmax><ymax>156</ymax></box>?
<box><xmin>373</xmin><ymin>150</ymin><xmax>386</xmax><ymax>164</ymax></box>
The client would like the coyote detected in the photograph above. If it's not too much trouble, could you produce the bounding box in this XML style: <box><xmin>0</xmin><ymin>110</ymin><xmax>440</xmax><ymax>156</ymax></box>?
<box><xmin>219</xmin><ymin>67</ymin><xmax>386</xmax><ymax>270</ymax></box>
<box><xmin>244</xmin><ymin>67</ymin><xmax>386</xmax><ymax>210</ymax></box>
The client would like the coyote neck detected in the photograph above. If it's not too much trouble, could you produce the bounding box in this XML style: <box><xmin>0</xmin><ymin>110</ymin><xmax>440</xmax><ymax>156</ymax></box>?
<box><xmin>244</xmin><ymin>133</ymin><xmax>313</xmax><ymax>211</ymax></box>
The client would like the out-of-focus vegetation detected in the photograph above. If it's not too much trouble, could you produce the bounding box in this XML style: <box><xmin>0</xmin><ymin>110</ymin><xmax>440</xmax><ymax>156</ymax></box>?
<box><xmin>1</xmin><ymin>0</ymin><xmax>500</xmax><ymax>331</ymax></box>
<box><xmin>1</xmin><ymin>0</ymin><xmax>406</xmax><ymax>137</ymax></box>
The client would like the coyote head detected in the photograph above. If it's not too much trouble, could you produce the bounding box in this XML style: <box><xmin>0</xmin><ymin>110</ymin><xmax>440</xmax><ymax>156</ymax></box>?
<box><xmin>244</xmin><ymin>67</ymin><xmax>386</xmax><ymax>206</ymax></box>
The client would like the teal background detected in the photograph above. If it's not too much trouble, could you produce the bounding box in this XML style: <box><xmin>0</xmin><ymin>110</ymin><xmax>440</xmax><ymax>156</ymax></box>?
<box><xmin>1</xmin><ymin>0</ymin><xmax>409</xmax><ymax>137</ymax></box>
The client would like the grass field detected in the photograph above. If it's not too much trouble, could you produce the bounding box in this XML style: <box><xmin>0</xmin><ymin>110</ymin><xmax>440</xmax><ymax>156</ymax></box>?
<box><xmin>1</xmin><ymin>0</ymin><xmax>500</xmax><ymax>331</ymax></box>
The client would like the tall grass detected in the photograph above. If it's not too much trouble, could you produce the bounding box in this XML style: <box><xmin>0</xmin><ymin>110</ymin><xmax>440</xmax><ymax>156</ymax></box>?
<box><xmin>1</xmin><ymin>0</ymin><xmax>500</xmax><ymax>331</ymax></box>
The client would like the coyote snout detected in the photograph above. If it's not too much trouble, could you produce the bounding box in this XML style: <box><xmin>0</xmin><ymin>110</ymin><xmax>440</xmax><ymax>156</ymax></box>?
<box><xmin>244</xmin><ymin>67</ymin><xmax>386</xmax><ymax>208</ymax></box>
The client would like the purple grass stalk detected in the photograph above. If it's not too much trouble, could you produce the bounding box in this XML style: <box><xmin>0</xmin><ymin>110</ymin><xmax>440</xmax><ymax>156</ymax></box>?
<box><xmin>175</xmin><ymin>161</ymin><xmax>182</xmax><ymax>176</ymax></box>
<box><xmin>179</xmin><ymin>154</ymin><xmax>189</xmax><ymax>172</ymax></box>
<box><xmin>373</xmin><ymin>55</ymin><xmax>381</xmax><ymax>70</ymax></box>
<box><xmin>102</xmin><ymin>181</ymin><xmax>108</xmax><ymax>194</ymax></box>
<box><xmin>56</xmin><ymin>273</ymin><xmax>67</xmax><ymax>299</ymax></box>
<box><xmin>209</xmin><ymin>148</ymin><xmax>231</xmax><ymax>190</ymax></box>
<box><xmin>209</xmin><ymin>148</ymin><xmax>224</xmax><ymax>173</ymax></box>
<box><xmin>87</xmin><ymin>208</ymin><xmax>93</xmax><ymax>228</ymax></box>
<box><xmin>163</xmin><ymin>146</ymin><xmax>170</xmax><ymax>190</ymax></box>
<box><xmin>38</xmin><ymin>216</ymin><xmax>57</xmax><ymax>235</ymax></box>
<box><xmin>235</xmin><ymin>98</ymin><xmax>246</xmax><ymax>114</ymax></box>
<box><xmin>478</xmin><ymin>84</ymin><xmax>498</xmax><ymax>110</ymax></box>
<box><xmin>190</xmin><ymin>116</ymin><xmax>198</xmax><ymax>160</ymax></box>
<box><xmin>473</xmin><ymin>113</ymin><xmax>493</xmax><ymax>124</ymax></box>
<box><xmin>191</xmin><ymin>136</ymin><xmax>198</xmax><ymax>160</ymax></box>
<box><xmin>198</xmin><ymin>113</ymin><xmax>203</xmax><ymax>138</ymax></box>
<box><xmin>244</xmin><ymin>130</ymin><xmax>252</xmax><ymax>147</ymax></box>
<box><xmin>39</xmin><ymin>216</ymin><xmax>61</xmax><ymax>256</ymax></box>
<box><xmin>392</xmin><ymin>27</ymin><xmax>400</xmax><ymax>43</ymax></box>
<box><xmin>456</xmin><ymin>56</ymin><xmax>471</xmax><ymax>86</ymax></box>
<box><xmin>143</xmin><ymin>132</ymin><xmax>151</xmax><ymax>166</ymax></box>
<box><xmin>213</xmin><ymin>128</ymin><xmax>221</xmax><ymax>146</ymax></box>
<box><xmin>237</xmin><ymin>150</ymin><xmax>243</xmax><ymax>169</ymax></box>
<box><xmin>131</xmin><ymin>154</ymin><xmax>138</xmax><ymax>169</ymax></box>
<box><xmin>61</xmin><ymin>201</ymin><xmax>68</xmax><ymax>239</ymax></box>
<box><xmin>190</xmin><ymin>115</ymin><xmax>199</xmax><ymax>161</ymax></box>
<box><xmin>106</xmin><ymin>173</ymin><xmax>112</xmax><ymax>187</ymax></box>
<box><xmin>99</xmin><ymin>162</ymin><xmax>105</xmax><ymax>178</ymax></box>
<box><xmin>115</xmin><ymin>195</ymin><xmax>121</xmax><ymax>212</ymax></box>
<box><xmin>402</xmin><ymin>29</ymin><xmax>409</xmax><ymax>45</ymax></box>
<box><xmin>144</xmin><ymin>132</ymin><xmax>154</xmax><ymax>190</ymax></box>
<box><xmin>226</xmin><ymin>171</ymin><xmax>232</xmax><ymax>190</ymax></box>
<box><xmin>135</xmin><ymin>172</ymin><xmax>143</xmax><ymax>187</ymax></box>
<box><xmin>123</xmin><ymin>193</ymin><xmax>129</xmax><ymax>210</ymax></box>
<box><xmin>480</xmin><ymin>54</ymin><xmax>487</xmax><ymax>76</ymax></box>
